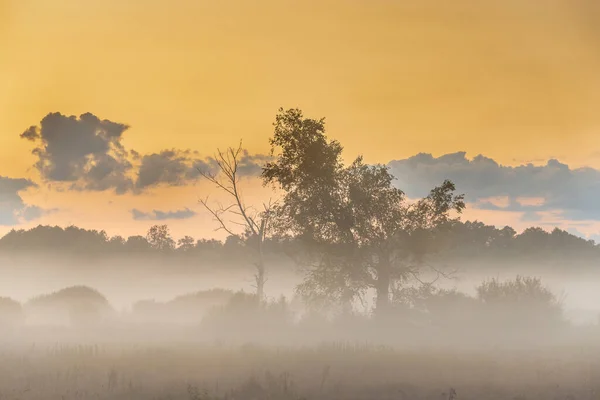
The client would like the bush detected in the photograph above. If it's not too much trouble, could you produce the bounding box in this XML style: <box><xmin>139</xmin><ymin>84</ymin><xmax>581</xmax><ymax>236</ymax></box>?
<box><xmin>200</xmin><ymin>292</ymin><xmax>295</xmax><ymax>344</ymax></box>
<box><xmin>25</xmin><ymin>286</ymin><xmax>115</xmax><ymax>327</ymax></box>
<box><xmin>131</xmin><ymin>289</ymin><xmax>234</xmax><ymax>325</ymax></box>
<box><xmin>476</xmin><ymin>275</ymin><xmax>565</xmax><ymax>330</ymax></box>
<box><xmin>0</xmin><ymin>297</ymin><xmax>23</xmax><ymax>327</ymax></box>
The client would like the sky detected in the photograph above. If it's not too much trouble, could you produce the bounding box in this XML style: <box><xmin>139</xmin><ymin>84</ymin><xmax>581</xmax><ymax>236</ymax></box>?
<box><xmin>1</xmin><ymin>0</ymin><xmax>600</xmax><ymax>241</ymax></box>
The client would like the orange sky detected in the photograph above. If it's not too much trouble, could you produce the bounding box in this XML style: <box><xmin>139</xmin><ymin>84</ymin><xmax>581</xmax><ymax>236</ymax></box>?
<box><xmin>1</xmin><ymin>0</ymin><xmax>600</xmax><ymax>240</ymax></box>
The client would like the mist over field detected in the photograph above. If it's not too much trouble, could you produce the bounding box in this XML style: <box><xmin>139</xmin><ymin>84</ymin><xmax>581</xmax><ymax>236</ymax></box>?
<box><xmin>4</xmin><ymin>0</ymin><xmax>600</xmax><ymax>392</ymax></box>
<box><xmin>2</xmin><ymin>244</ymin><xmax>600</xmax><ymax>399</ymax></box>
<box><xmin>1</xmin><ymin>253</ymin><xmax>599</xmax><ymax>326</ymax></box>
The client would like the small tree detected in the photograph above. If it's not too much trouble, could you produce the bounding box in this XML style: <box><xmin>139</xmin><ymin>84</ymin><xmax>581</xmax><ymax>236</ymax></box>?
<box><xmin>198</xmin><ymin>142</ymin><xmax>276</xmax><ymax>300</ymax></box>
<box><xmin>146</xmin><ymin>224</ymin><xmax>176</xmax><ymax>252</ymax></box>
<box><xmin>177</xmin><ymin>235</ymin><xmax>195</xmax><ymax>252</ymax></box>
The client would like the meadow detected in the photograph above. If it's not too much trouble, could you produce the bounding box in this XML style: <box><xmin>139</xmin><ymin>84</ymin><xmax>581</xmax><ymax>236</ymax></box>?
<box><xmin>2</xmin><ymin>341</ymin><xmax>600</xmax><ymax>399</ymax></box>
<box><xmin>1</xmin><ymin>276</ymin><xmax>600</xmax><ymax>400</ymax></box>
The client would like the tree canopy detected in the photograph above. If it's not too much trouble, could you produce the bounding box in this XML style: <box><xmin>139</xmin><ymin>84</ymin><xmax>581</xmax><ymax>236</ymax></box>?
<box><xmin>262</xmin><ymin>108</ymin><xmax>466</xmax><ymax>314</ymax></box>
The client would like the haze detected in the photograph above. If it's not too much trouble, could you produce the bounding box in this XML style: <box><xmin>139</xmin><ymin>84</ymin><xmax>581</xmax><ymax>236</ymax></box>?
<box><xmin>2</xmin><ymin>0</ymin><xmax>600</xmax><ymax>398</ymax></box>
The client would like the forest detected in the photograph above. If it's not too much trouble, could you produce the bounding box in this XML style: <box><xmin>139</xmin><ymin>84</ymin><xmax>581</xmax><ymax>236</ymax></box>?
<box><xmin>0</xmin><ymin>220</ymin><xmax>596</xmax><ymax>261</ymax></box>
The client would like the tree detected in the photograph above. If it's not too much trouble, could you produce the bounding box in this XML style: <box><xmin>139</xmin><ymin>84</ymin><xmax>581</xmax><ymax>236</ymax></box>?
<box><xmin>125</xmin><ymin>235</ymin><xmax>151</xmax><ymax>251</ymax></box>
<box><xmin>262</xmin><ymin>108</ymin><xmax>465</xmax><ymax>315</ymax></box>
<box><xmin>107</xmin><ymin>235</ymin><xmax>126</xmax><ymax>251</ymax></box>
<box><xmin>146</xmin><ymin>225</ymin><xmax>176</xmax><ymax>252</ymax></box>
<box><xmin>177</xmin><ymin>235</ymin><xmax>196</xmax><ymax>252</ymax></box>
<box><xmin>198</xmin><ymin>142</ymin><xmax>276</xmax><ymax>300</ymax></box>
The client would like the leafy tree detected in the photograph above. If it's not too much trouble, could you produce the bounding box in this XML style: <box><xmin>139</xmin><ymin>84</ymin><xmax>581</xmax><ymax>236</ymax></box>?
<box><xmin>261</xmin><ymin>108</ymin><xmax>465</xmax><ymax>315</ymax></box>
<box><xmin>124</xmin><ymin>235</ymin><xmax>151</xmax><ymax>251</ymax></box>
<box><xmin>195</xmin><ymin>238</ymin><xmax>223</xmax><ymax>251</ymax></box>
<box><xmin>107</xmin><ymin>235</ymin><xmax>126</xmax><ymax>250</ymax></box>
<box><xmin>146</xmin><ymin>224</ymin><xmax>176</xmax><ymax>252</ymax></box>
<box><xmin>177</xmin><ymin>235</ymin><xmax>196</xmax><ymax>252</ymax></box>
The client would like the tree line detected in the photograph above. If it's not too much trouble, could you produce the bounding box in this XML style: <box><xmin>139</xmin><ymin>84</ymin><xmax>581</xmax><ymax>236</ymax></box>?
<box><xmin>0</xmin><ymin>220</ymin><xmax>594</xmax><ymax>258</ymax></box>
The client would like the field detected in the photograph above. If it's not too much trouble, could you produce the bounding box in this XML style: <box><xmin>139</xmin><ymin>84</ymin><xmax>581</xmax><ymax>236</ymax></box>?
<box><xmin>1</xmin><ymin>340</ymin><xmax>600</xmax><ymax>400</ymax></box>
<box><xmin>2</xmin><ymin>259</ymin><xmax>600</xmax><ymax>399</ymax></box>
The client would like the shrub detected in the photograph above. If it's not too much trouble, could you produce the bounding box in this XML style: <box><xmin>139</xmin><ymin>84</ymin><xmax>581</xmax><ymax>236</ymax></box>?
<box><xmin>201</xmin><ymin>291</ymin><xmax>294</xmax><ymax>343</ymax></box>
<box><xmin>476</xmin><ymin>275</ymin><xmax>565</xmax><ymax>330</ymax></box>
<box><xmin>25</xmin><ymin>285</ymin><xmax>115</xmax><ymax>327</ymax></box>
<box><xmin>0</xmin><ymin>297</ymin><xmax>23</xmax><ymax>327</ymax></box>
<box><xmin>131</xmin><ymin>289</ymin><xmax>234</xmax><ymax>325</ymax></box>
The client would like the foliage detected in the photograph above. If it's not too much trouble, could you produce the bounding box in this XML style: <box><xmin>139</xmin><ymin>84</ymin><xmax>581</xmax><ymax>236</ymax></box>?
<box><xmin>476</xmin><ymin>275</ymin><xmax>565</xmax><ymax>329</ymax></box>
<box><xmin>0</xmin><ymin>297</ymin><xmax>23</xmax><ymax>326</ymax></box>
<box><xmin>0</xmin><ymin>222</ymin><xmax>596</xmax><ymax>268</ymax></box>
<box><xmin>25</xmin><ymin>286</ymin><xmax>115</xmax><ymax>327</ymax></box>
<box><xmin>146</xmin><ymin>224</ymin><xmax>176</xmax><ymax>251</ymax></box>
<box><xmin>261</xmin><ymin>108</ymin><xmax>465</xmax><ymax>314</ymax></box>
<box><xmin>177</xmin><ymin>235</ymin><xmax>196</xmax><ymax>252</ymax></box>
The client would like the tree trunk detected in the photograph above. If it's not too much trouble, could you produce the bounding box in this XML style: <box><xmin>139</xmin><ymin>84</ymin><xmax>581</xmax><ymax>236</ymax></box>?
<box><xmin>375</xmin><ymin>265</ymin><xmax>391</xmax><ymax>316</ymax></box>
<box><xmin>255</xmin><ymin>260</ymin><xmax>265</xmax><ymax>301</ymax></box>
<box><xmin>340</xmin><ymin>286</ymin><xmax>354</xmax><ymax>316</ymax></box>
<box><xmin>255</xmin><ymin>238</ymin><xmax>266</xmax><ymax>301</ymax></box>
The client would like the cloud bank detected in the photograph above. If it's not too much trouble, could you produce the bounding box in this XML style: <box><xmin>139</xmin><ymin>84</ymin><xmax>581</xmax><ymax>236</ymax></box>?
<box><xmin>388</xmin><ymin>152</ymin><xmax>600</xmax><ymax>221</ymax></box>
<box><xmin>20</xmin><ymin>112</ymin><xmax>270</xmax><ymax>194</ymax></box>
<box><xmin>131</xmin><ymin>208</ymin><xmax>197</xmax><ymax>221</ymax></box>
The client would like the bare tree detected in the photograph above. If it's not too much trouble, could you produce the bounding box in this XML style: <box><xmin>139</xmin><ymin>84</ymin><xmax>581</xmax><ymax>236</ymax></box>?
<box><xmin>198</xmin><ymin>141</ymin><xmax>276</xmax><ymax>301</ymax></box>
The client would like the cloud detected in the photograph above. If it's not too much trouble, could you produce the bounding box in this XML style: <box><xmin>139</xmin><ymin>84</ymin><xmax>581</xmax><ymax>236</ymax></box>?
<box><xmin>135</xmin><ymin>150</ymin><xmax>212</xmax><ymax>189</ymax></box>
<box><xmin>20</xmin><ymin>112</ymin><xmax>273</xmax><ymax>194</ymax></box>
<box><xmin>131</xmin><ymin>208</ymin><xmax>197</xmax><ymax>221</ymax></box>
<box><xmin>0</xmin><ymin>176</ymin><xmax>48</xmax><ymax>225</ymax></box>
<box><xmin>135</xmin><ymin>149</ymin><xmax>269</xmax><ymax>189</ymax></box>
<box><xmin>21</xmin><ymin>112</ymin><xmax>134</xmax><ymax>194</ymax></box>
<box><xmin>388</xmin><ymin>152</ymin><xmax>600</xmax><ymax>220</ymax></box>
<box><xmin>237</xmin><ymin>150</ymin><xmax>272</xmax><ymax>177</ymax></box>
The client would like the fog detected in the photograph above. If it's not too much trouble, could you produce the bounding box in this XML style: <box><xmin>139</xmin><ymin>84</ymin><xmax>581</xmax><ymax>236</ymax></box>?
<box><xmin>2</xmin><ymin>254</ymin><xmax>598</xmax><ymax>325</ymax></box>
<box><xmin>1</xmin><ymin>252</ymin><xmax>600</xmax><ymax>399</ymax></box>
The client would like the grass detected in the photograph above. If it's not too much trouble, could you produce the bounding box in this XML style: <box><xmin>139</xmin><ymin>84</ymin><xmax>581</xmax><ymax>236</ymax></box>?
<box><xmin>2</xmin><ymin>342</ymin><xmax>600</xmax><ymax>399</ymax></box>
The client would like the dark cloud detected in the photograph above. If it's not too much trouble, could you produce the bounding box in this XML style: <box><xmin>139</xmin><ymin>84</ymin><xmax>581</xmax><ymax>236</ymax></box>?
<box><xmin>0</xmin><ymin>176</ymin><xmax>48</xmax><ymax>225</ymax></box>
<box><xmin>20</xmin><ymin>112</ymin><xmax>271</xmax><ymax>194</ymax></box>
<box><xmin>21</xmin><ymin>112</ymin><xmax>134</xmax><ymax>194</ymax></box>
<box><xmin>135</xmin><ymin>150</ymin><xmax>206</xmax><ymax>189</ymax></box>
<box><xmin>131</xmin><ymin>208</ymin><xmax>197</xmax><ymax>221</ymax></box>
<box><xmin>388</xmin><ymin>152</ymin><xmax>600</xmax><ymax>220</ymax></box>
<box><xmin>237</xmin><ymin>150</ymin><xmax>272</xmax><ymax>177</ymax></box>
<box><xmin>135</xmin><ymin>149</ymin><xmax>269</xmax><ymax>189</ymax></box>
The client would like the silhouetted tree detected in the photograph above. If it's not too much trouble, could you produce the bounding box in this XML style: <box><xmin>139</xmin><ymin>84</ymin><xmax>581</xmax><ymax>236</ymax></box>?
<box><xmin>198</xmin><ymin>141</ymin><xmax>276</xmax><ymax>300</ymax></box>
<box><xmin>177</xmin><ymin>235</ymin><xmax>195</xmax><ymax>252</ymax></box>
<box><xmin>195</xmin><ymin>238</ymin><xmax>223</xmax><ymax>251</ymax></box>
<box><xmin>262</xmin><ymin>108</ymin><xmax>465</xmax><ymax>315</ymax></box>
<box><xmin>124</xmin><ymin>235</ymin><xmax>151</xmax><ymax>251</ymax></box>
<box><xmin>146</xmin><ymin>225</ymin><xmax>176</xmax><ymax>252</ymax></box>
<box><xmin>107</xmin><ymin>235</ymin><xmax>126</xmax><ymax>251</ymax></box>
